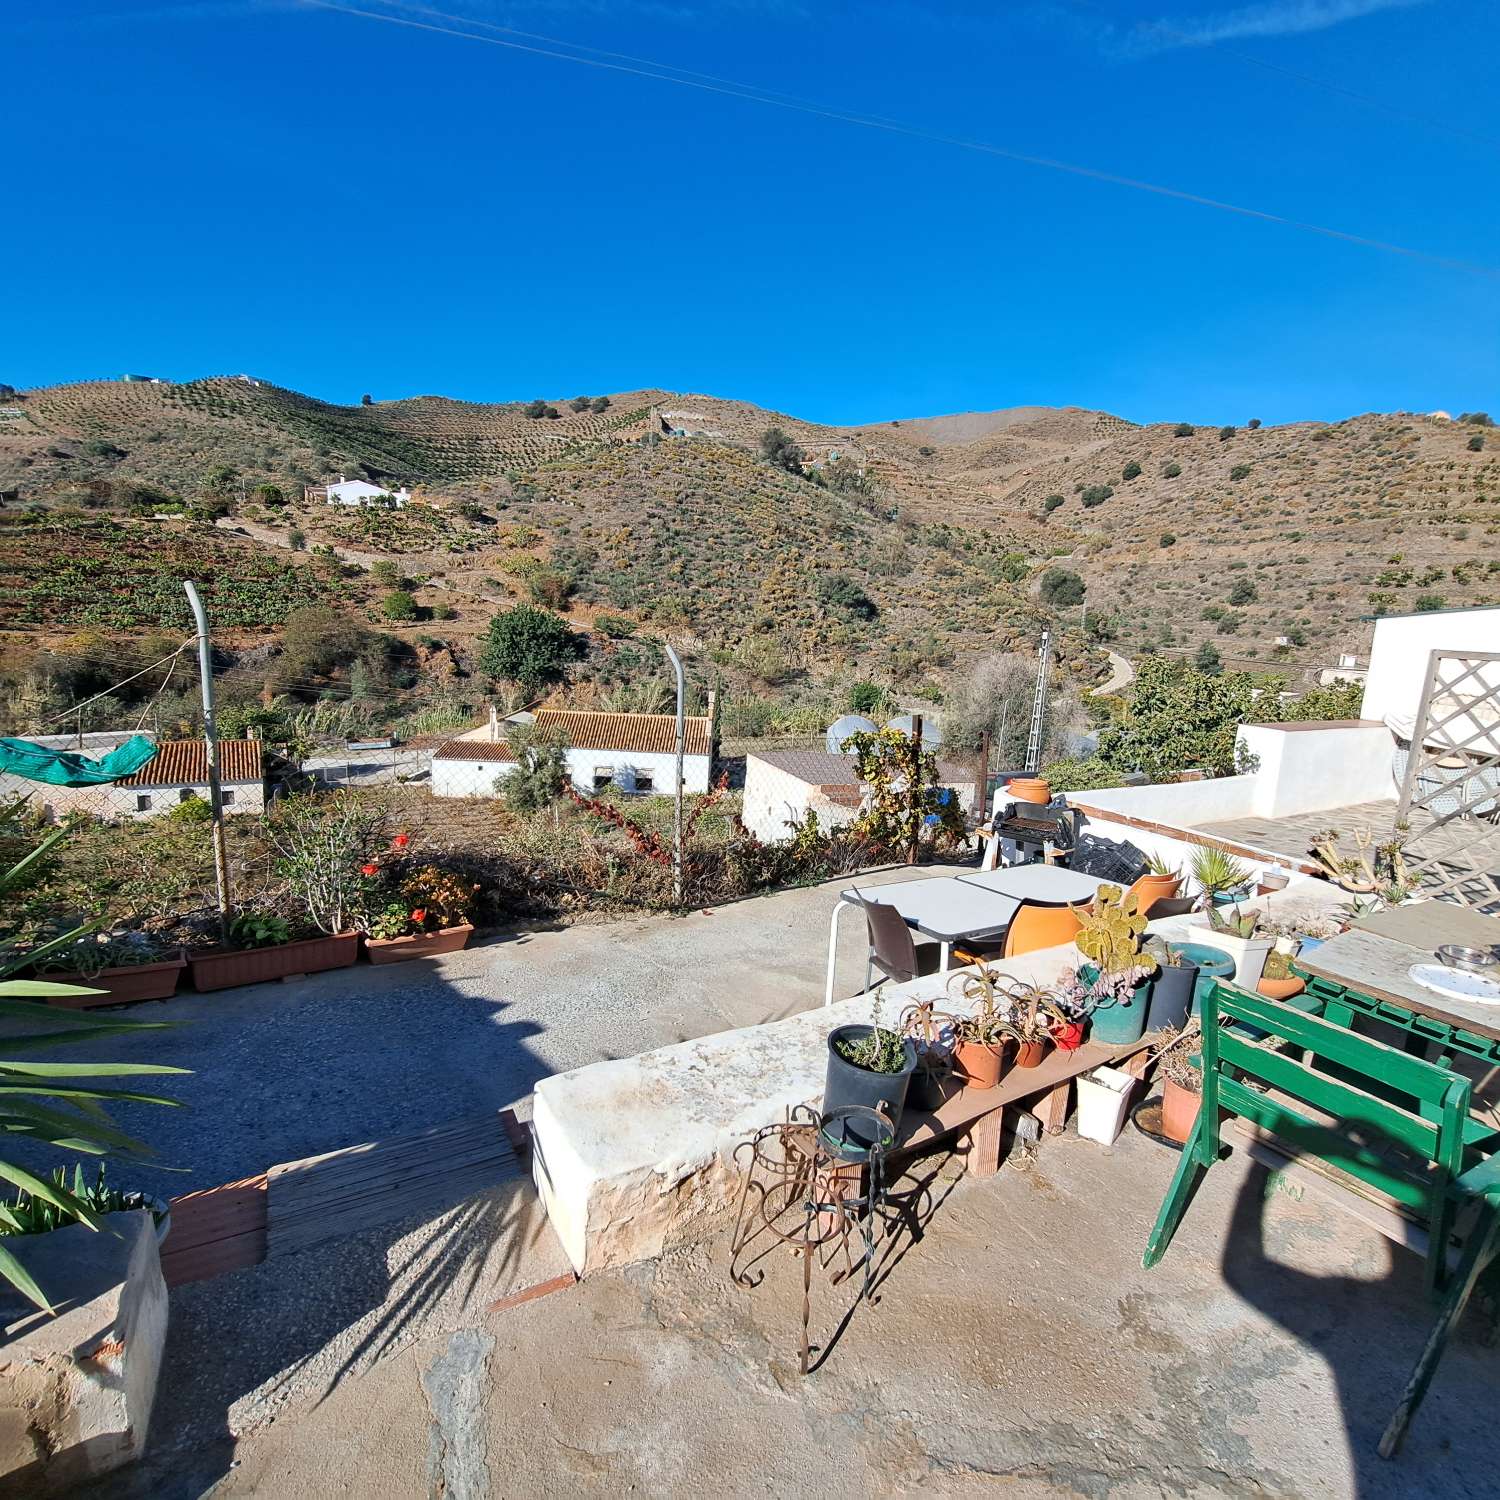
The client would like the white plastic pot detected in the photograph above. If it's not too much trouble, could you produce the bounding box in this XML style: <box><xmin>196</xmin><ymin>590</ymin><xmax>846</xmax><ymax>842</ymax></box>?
<box><xmin>1076</xmin><ymin>1065</ymin><xmax>1137</xmax><ymax>1146</ymax></box>
<box><xmin>1184</xmin><ymin>926</ymin><xmax>1273</xmax><ymax>989</ymax></box>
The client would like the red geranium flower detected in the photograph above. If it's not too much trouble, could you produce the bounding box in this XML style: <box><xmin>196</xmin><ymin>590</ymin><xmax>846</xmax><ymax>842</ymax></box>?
<box><xmin>410</xmin><ymin>908</ymin><xmax>427</xmax><ymax>924</ymax></box>
<box><xmin>392</xmin><ymin>834</ymin><xmax>410</xmax><ymax>849</ymax></box>
<box><xmin>1051</xmin><ymin>1021</ymin><xmax>1086</xmax><ymax>1052</ymax></box>
<box><xmin>361</xmin><ymin>863</ymin><xmax>380</xmax><ymax>877</ymax></box>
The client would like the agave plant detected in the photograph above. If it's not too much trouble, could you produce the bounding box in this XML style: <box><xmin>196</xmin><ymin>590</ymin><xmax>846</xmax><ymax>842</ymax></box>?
<box><xmin>1190</xmin><ymin>846</ymin><xmax>1253</xmax><ymax>904</ymax></box>
<box><xmin>0</xmin><ymin>830</ymin><xmax>188</xmax><ymax>1312</ymax></box>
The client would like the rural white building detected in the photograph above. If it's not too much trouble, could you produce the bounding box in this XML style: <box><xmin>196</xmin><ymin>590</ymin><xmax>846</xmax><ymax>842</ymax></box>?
<box><xmin>0</xmin><ymin>735</ymin><xmax>266</xmax><ymax>822</ymax></box>
<box><xmin>307</xmin><ymin>475</ymin><xmax>411</xmax><ymax>508</ymax></box>
<box><xmin>431</xmin><ymin>709</ymin><xmax>715</xmax><ymax>799</ymax></box>
<box><xmin>742</xmin><ymin>749</ymin><xmax>977</xmax><ymax>845</ymax></box>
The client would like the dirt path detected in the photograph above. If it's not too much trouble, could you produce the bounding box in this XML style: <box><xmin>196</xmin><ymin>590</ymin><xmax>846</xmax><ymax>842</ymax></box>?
<box><xmin>1095</xmin><ymin>647</ymin><xmax>1134</xmax><ymax>695</ymax></box>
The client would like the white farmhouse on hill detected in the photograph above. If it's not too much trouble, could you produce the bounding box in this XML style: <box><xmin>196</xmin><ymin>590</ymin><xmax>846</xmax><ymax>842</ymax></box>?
<box><xmin>306</xmin><ymin>475</ymin><xmax>411</xmax><ymax>508</ymax></box>
<box><xmin>431</xmin><ymin>709</ymin><xmax>715</xmax><ymax>799</ymax></box>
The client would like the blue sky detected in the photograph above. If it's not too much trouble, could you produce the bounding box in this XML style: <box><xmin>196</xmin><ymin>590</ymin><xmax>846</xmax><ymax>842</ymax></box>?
<box><xmin>8</xmin><ymin>0</ymin><xmax>1498</xmax><ymax>425</ymax></box>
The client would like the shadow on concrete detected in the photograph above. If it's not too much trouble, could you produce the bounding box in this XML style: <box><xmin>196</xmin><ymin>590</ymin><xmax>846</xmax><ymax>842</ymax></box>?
<box><xmin>72</xmin><ymin>967</ymin><xmax>555</xmax><ymax>1500</ymax></box>
<box><xmin>1219</xmin><ymin>1161</ymin><xmax>1499</xmax><ymax>1498</ymax></box>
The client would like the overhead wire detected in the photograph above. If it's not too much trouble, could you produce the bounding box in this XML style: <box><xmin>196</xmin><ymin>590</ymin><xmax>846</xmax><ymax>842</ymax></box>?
<box><xmin>299</xmin><ymin>0</ymin><xmax>1500</xmax><ymax>279</ymax></box>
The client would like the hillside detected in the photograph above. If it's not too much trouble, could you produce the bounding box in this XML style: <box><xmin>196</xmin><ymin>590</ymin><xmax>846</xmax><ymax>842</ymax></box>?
<box><xmin>1</xmin><ymin>377</ymin><xmax>1495</xmax><ymax>698</ymax></box>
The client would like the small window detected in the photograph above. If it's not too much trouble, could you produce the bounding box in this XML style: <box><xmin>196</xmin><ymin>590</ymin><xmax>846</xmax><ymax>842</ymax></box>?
<box><xmin>221</xmin><ymin>789</ymin><xmax>235</xmax><ymax>806</ymax></box>
<box><xmin>179</xmin><ymin>788</ymin><xmax>195</xmax><ymax>803</ymax></box>
<box><xmin>593</xmin><ymin>770</ymin><xmax>613</xmax><ymax>791</ymax></box>
<box><xmin>634</xmin><ymin>773</ymin><xmax>654</xmax><ymax>794</ymax></box>
<box><xmin>136</xmin><ymin>793</ymin><xmax>152</xmax><ymax>812</ymax></box>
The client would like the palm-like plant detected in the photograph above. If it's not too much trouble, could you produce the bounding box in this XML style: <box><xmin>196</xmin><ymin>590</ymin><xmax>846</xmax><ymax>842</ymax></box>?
<box><xmin>0</xmin><ymin>823</ymin><xmax>188</xmax><ymax>1312</ymax></box>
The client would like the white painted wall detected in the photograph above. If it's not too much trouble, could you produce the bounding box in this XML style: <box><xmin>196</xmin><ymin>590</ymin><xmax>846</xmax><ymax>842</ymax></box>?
<box><xmin>0</xmin><ymin>776</ymin><xmax>266</xmax><ymax>823</ymax></box>
<box><xmin>431</xmin><ymin>749</ymin><xmax>711</xmax><ymax>799</ymax></box>
<box><xmin>742</xmin><ymin>758</ymin><xmax>841</xmax><ymax>843</ymax></box>
<box><xmin>325</xmin><ymin>479</ymin><xmax>410</xmax><ymax>508</ymax></box>
<box><xmin>1361</xmin><ymin>607</ymin><xmax>1500</xmax><ymax>733</ymax></box>
<box><xmin>1237</xmin><ymin>722</ymin><xmax>1398</xmax><ymax>815</ymax></box>
<box><xmin>1060</xmin><ymin>775</ymin><xmax>1261</xmax><ymax>826</ymax></box>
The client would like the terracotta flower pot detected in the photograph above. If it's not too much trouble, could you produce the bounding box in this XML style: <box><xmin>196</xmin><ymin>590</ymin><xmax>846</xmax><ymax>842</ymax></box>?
<box><xmin>1013</xmin><ymin>1038</ymin><xmax>1049</xmax><ymax>1069</ymax></box>
<box><xmin>365</xmin><ymin>923</ymin><xmax>475</xmax><ymax>965</ymax></box>
<box><xmin>1257</xmin><ymin>974</ymin><xmax>1306</xmax><ymax>1002</ymax></box>
<box><xmin>1162</xmin><ymin>1075</ymin><xmax>1201</xmax><ymax>1145</ymax></box>
<box><xmin>1132</xmin><ymin>872</ymin><xmax>1181</xmax><ymax>914</ymax></box>
<box><xmin>1006</xmin><ymin>777</ymin><xmax>1052</xmax><ymax>805</ymax></box>
<box><xmin>954</xmin><ymin>1037</ymin><xmax>1006</xmax><ymax>1090</ymax></box>
<box><xmin>44</xmin><ymin>956</ymin><xmax>186</xmax><ymax>1009</ymax></box>
<box><xmin>188</xmin><ymin>932</ymin><xmax>361</xmax><ymax>992</ymax></box>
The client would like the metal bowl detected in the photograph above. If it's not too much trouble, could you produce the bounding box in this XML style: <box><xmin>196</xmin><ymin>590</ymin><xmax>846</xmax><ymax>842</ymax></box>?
<box><xmin>1436</xmin><ymin>944</ymin><xmax>1500</xmax><ymax>974</ymax></box>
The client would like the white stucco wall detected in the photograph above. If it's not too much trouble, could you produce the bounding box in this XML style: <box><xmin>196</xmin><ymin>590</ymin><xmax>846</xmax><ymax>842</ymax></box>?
<box><xmin>1360</xmin><ymin>607</ymin><xmax>1500</xmax><ymax>732</ymax></box>
<box><xmin>742</xmin><ymin>758</ymin><xmax>829</xmax><ymax>843</ymax></box>
<box><xmin>0</xmin><ymin>777</ymin><xmax>266</xmax><ymax>823</ymax></box>
<box><xmin>1058</xmin><ymin>775</ymin><xmax>1261</xmax><ymax>827</ymax></box>
<box><xmin>1236</xmin><ymin>722</ymin><xmax>1397</xmax><ymax>815</ymax></box>
<box><xmin>431</xmin><ymin>750</ymin><xmax>710</xmax><ymax>799</ymax></box>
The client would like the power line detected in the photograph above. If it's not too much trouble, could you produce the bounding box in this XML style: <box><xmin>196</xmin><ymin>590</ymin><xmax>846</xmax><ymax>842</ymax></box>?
<box><xmin>299</xmin><ymin>0</ymin><xmax>1500</xmax><ymax>280</ymax></box>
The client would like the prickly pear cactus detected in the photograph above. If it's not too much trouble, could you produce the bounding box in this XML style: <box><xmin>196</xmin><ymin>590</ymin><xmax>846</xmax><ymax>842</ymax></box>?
<box><xmin>1075</xmin><ymin>884</ymin><xmax>1147</xmax><ymax>974</ymax></box>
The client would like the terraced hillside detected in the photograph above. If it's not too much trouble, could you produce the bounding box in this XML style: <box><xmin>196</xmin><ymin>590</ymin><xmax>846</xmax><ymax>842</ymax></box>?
<box><xmin>2</xmin><ymin>374</ymin><xmax>1494</xmax><ymax>683</ymax></box>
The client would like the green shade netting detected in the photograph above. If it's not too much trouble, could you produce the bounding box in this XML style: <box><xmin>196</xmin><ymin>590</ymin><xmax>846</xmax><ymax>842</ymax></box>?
<box><xmin>0</xmin><ymin>735</ymin><xmax>159</xmax><ymax>787</ymax></box>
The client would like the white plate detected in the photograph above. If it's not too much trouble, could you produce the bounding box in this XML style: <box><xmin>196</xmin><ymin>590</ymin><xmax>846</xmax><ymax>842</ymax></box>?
<box><xmin>1408</xmin><ymin>963</ymin><xmax>1500</xmax><ymax>1005</ymax></box>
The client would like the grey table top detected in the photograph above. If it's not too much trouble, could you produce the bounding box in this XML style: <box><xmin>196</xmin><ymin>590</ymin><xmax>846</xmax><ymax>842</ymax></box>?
<box><xmin>841</xmin><ymin>876</ymin><xmax>1018</xmax><ymax>943</ymax></box>
<box><xmin>958</xmin><ymin>866</ymin><xmax>1108</xmax><ymax>904</ymax></box>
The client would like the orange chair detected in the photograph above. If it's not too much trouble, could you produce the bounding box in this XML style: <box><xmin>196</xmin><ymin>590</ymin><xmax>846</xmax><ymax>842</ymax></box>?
<box><xmin>954</xmin><ymin>903</ymin><xmax>1085</xmax><ymax>965</ymax></box>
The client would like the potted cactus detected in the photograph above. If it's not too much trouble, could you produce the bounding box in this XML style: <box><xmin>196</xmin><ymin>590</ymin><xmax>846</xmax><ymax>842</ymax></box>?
<box><xmin>1190</xmin><ymin>846</ymin><xmax>1254</xmax><ymax>907</ymax></box>
<box><xmin>1257</xmin><ymin>949</ymin><xmax>1307</xmax><ymax>1003</ymax></box>
<box><xmin>1068</xmin><ymin>884</ymin><xmax>1157</xmax><ymax>1045</ymax></box>
<box><xmin>1144</xmin><ymin>940</ymin><xmax>1199</xmax><ymax>1032</ymax></box>
<box><xmin>1186</xmin><ymin>904</ymin><xmax>1273</xmax><ymax>989</ymax></box>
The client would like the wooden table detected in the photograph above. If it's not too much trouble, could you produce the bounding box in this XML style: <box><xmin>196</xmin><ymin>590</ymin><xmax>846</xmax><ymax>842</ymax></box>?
<box><xmin>1297</xmin><ymin>904</ymin><xmax>1500</xmax><ymax>1045</ymax></box>
<box><xmin>893</xmin><ymin>1033</ymin><xmax>1159</xmax><ymax>1176</ymax></box>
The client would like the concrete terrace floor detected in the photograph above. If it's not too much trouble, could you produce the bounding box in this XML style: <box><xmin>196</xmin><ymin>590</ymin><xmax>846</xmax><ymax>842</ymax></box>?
<box><xmin>56</xmin><ymin>864</ymin><xmax>968</xmax><ymax>1196</ymax></box>
<box><xmin>102</xmin><ymin>1111</ymin><xmax>1500</xmax><ymax>1499</ymax></box>
<box><xmin>61</xmin><ymin>866</ymin><xmax>1500</xmax><ymax>1498</ymax></box>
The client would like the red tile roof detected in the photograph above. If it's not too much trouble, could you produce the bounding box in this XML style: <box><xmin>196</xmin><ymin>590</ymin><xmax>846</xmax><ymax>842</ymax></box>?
<box><xmin>431</xmin><ymin>739</ymin><xmax>517</xmax><ymax>763</ymax></box>
<box><xmin>534</xmin><ymin>709</ymin><xmax>713</xmax><ymax>757</ymax></box>
<box><xmin>120</xmin><ymin>739</ymin><xmax>264</xmax><ymax>787</ymax></box>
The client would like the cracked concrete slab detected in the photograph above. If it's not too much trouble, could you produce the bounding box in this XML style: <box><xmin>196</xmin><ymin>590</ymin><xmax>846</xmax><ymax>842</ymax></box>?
<box><xmin>423</xmin><ymin>1328</ymin><xmax>494</xmax><ymax>1500</ymax></box>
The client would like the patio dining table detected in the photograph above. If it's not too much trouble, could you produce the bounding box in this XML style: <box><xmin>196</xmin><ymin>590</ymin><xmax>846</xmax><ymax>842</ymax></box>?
<box><xmin>823</xmin><ymin>864</ymin><xmax>1108</xmax><ymax>1006</ymax></box>
<box><xmin>1296</xmin><ymin>902</ymin><xmax>1500</xmax><ymax>1047</ymax></box>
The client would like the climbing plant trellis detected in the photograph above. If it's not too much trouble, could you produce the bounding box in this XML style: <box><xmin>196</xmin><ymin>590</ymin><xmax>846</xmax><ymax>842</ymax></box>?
<box><xmin>1394</xmin><ymin>649</ymin><xmax>1500</xmax><ymax>912</ymax></box>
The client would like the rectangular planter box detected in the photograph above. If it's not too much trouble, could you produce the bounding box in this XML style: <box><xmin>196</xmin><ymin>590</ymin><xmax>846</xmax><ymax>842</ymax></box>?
<box><xmin>1184</xmin><ymin>926</ymin><xmax>1272</xmax><ymax>989</ymax></box>
<box><xmin>43</xmin><ymin>958</ymin><xmax>186</xmax><ymax>1009</ymax></box>
<box><xmin>365</xmin><ymin>924</ymin><xmax>474</xmax><ymax>965</ymax></box>
<box><xmin>188</xmin><ymin>932</ymin><xmax>360</xmax><ymax>992</ymax></box>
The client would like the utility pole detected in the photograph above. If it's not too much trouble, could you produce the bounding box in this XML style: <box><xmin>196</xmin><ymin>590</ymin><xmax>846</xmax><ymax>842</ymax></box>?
<box><xmin>664</xmin><ymin>642</ymin><xmax>686</xmax><ymax>909</ymax></box>
<box><xmin>184</xmin><ymin>581</ymin><xmax>231</xmax><ymax>945</ymax></box>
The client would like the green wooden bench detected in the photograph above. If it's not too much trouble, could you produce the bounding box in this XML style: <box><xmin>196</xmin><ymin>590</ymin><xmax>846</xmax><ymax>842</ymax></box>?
<box><xmin>1142</xmin><ymin>979</ymin><xmax>1500</xmax><ymax>1459</ymax></box>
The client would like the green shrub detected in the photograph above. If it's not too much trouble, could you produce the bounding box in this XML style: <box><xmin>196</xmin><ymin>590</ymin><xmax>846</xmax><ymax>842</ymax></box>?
<box><xmin>1247</xmin><ymin>418</ymin><xmax>1261</xmax><ymax>429</ymax></box>
<box><xmin>1229</xmin><ymin>464</ymin><xmax>1251</xmax><ymax>481</ymax></box>
<box><xmin>759</xmin><ymin>427</ymin><xmax>804</xmax><ymax>474</ymax></box>
<box><xmin>479</xmin><ymin>605</ymin><xmax>584</xmax><ymax>688</ymax></box>
<box><xmin>1159</xmin><ymin>531</ymin><xmax>1176</xmax><ymax>547</ymax></box>
<box><xmin>848</xmin><ymin>680</ymin><xmax>884</xmax><ymax>714</ymax></box>
<box><xmin>1039</xmin><ymin>567</ymin><xmax>1085</xmax><ymax>608</ymax></box>
<box><xmin>1469</xmin><ymin>435</ymin><xmax>1485</xmax><ymax>452</ymax></box>
<box><xmin>1042</xmin><ymin>494</ymin><xmax>1065</xmax><ymax>514</ymax></box>
<box><xmin>1218</xmin><ymin>425</ymin><xmax>1236</xmax><ymax>442</ymax></box>
<box><xmin>1122</xmin><ymin>460</ymin><xmax>1142</xmax><ymax>482</ymax></box>
<box><xmin>381</xmin><ymin>590</ymin><xmax>418</xmax><ymax>621</ymax></box>
<box><xmin>1173</xmin><ymin>423</ymin><xmax>1195</xmax><ymax>437</ymax></box>
<box><xmin>1161</xmin><ymin>461</ymin><xmax>1182</xmax><ymax>479</ymax></box>
<box><xmin>1415</xmin><ymin>593</ymin><xmax>1446</xmax><ymax>612</ymax></box>
<box><xmin>593</xmin><ymin>613</ymin><xmax>637</xmax><ymax>639</ymax></box>
<box><xmin>1080</xmin><ymin>484</ymin><xmax>1113</xmax><ymax>508</ymax></box>
<box><xmin>816</xmin><ymin>573</ymin><xmax>877</xmax><ymax>620</ymax></box>
<box><xmin>1228</xmin><ymin>577</ymin><xmax>1256</xmax><ymax>605</ymax></box>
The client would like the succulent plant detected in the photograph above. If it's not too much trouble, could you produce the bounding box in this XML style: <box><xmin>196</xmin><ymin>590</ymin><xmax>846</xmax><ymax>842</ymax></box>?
<box><xmin>1075</xmin><ymin>884</ymin><xmax>1149</xmax><ymax>976</ymax></box>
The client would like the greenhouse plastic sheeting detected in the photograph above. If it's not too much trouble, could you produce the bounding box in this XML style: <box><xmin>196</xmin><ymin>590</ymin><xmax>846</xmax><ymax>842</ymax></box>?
<box><xmin>0</xmin><ymin>735</ymin><xmax>159</xmax><ymax>787</ymax></box>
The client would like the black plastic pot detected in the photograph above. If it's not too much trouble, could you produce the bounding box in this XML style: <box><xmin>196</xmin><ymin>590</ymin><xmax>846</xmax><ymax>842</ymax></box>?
<box><xmin>1147</xmin><ymin>959</ymin><xmax>1199</xmax><ymax>1033</ymax></box>
<box><xmin>823</xmin><ymin>1025</ymin><xmax>917</xmax><ymax>1149</ymax></box>
<box><xmin>907</xmin><ymin>1047</ymin><xmax>954</xmax><ymax>1112</ymax></box>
